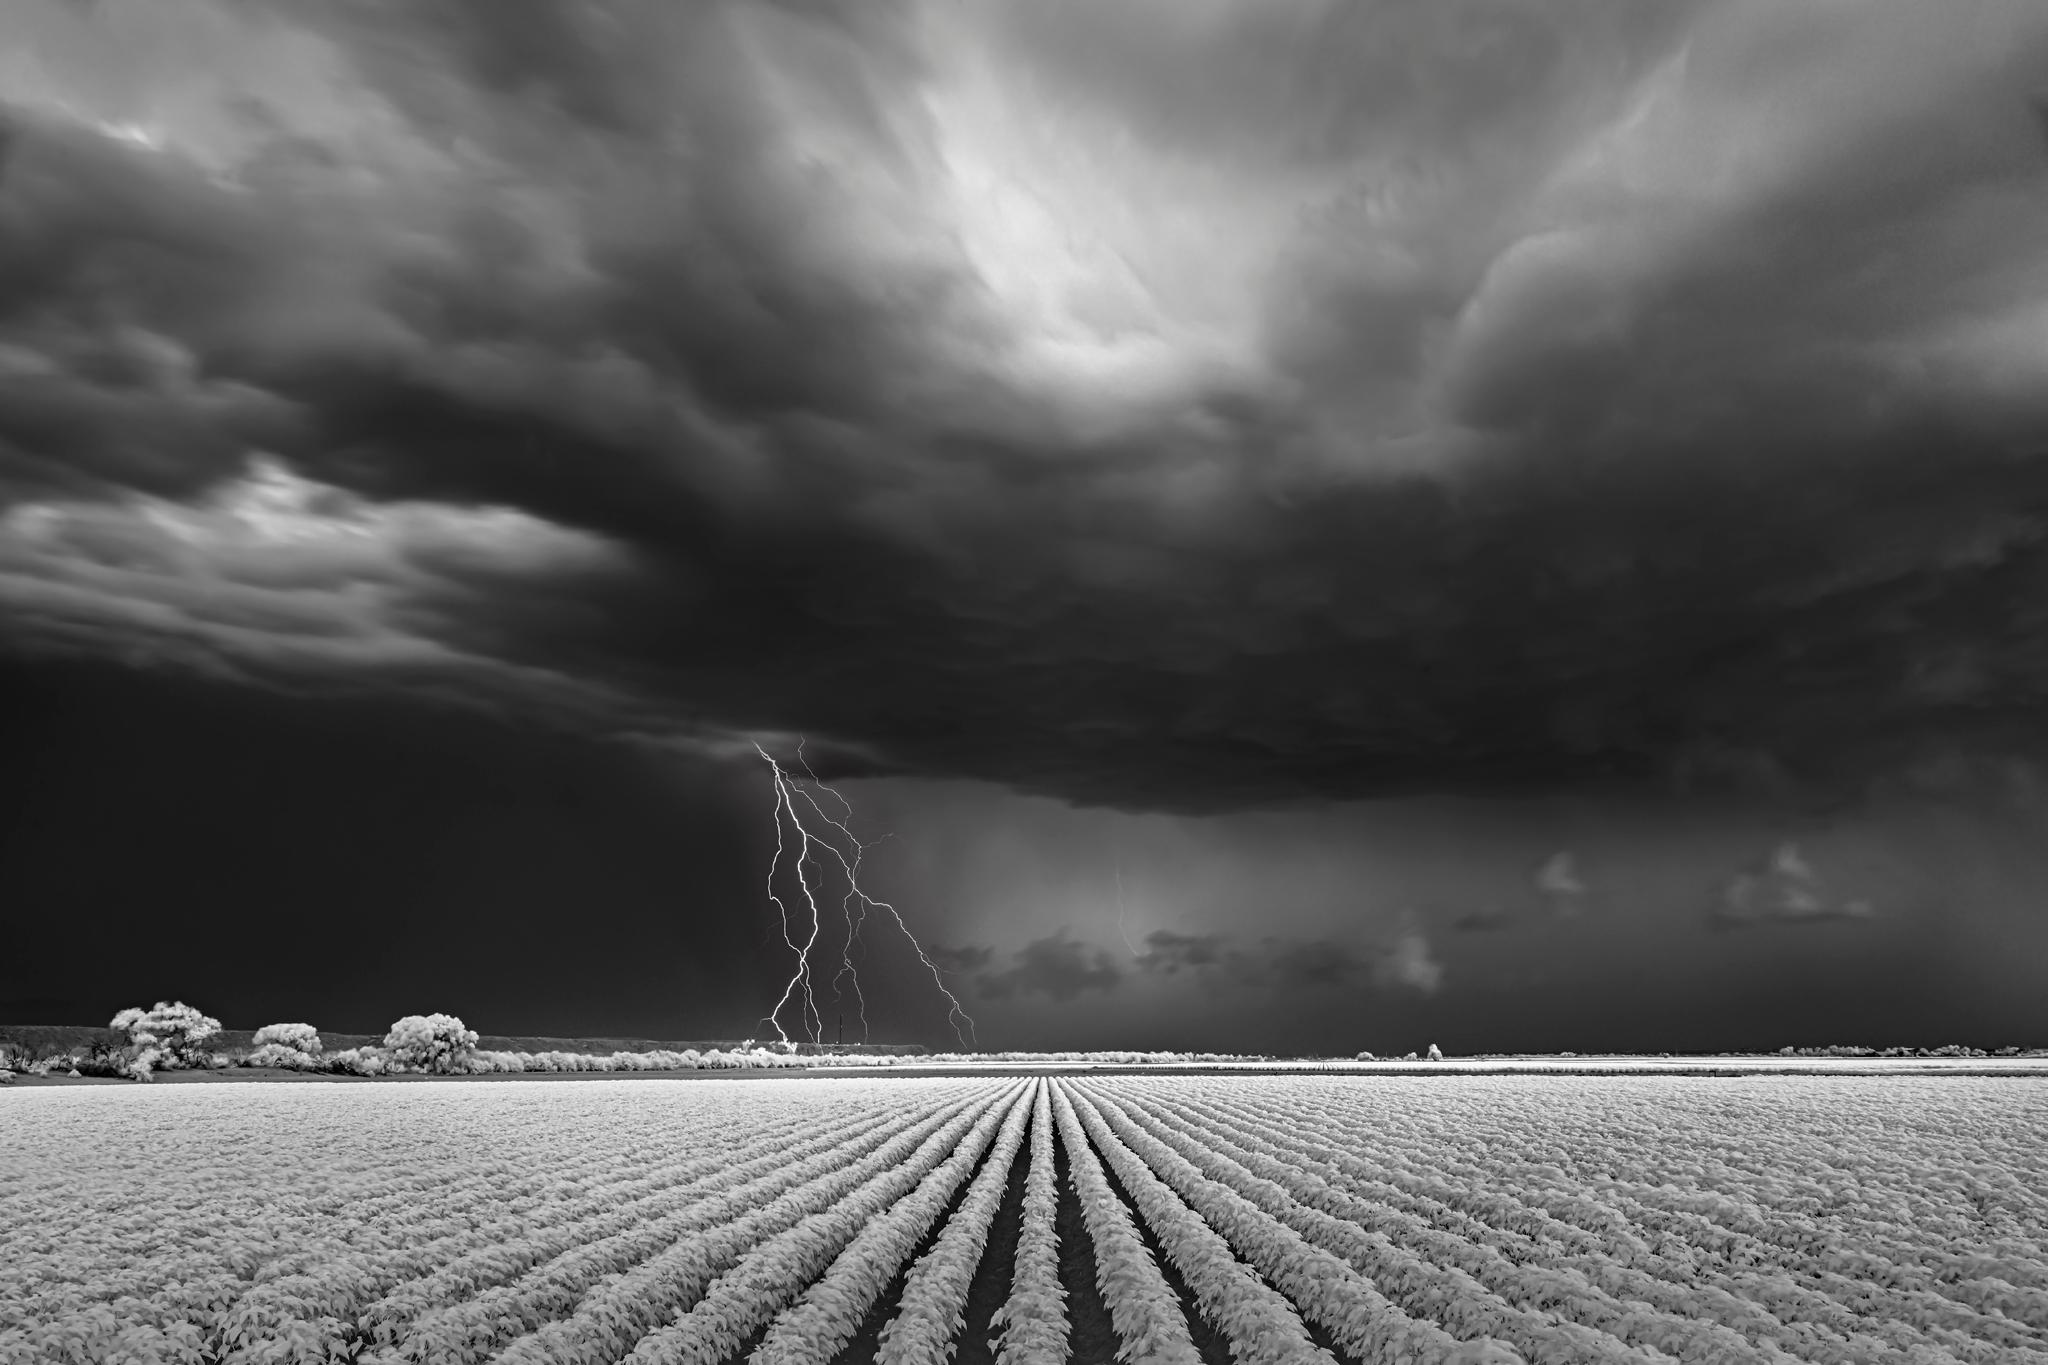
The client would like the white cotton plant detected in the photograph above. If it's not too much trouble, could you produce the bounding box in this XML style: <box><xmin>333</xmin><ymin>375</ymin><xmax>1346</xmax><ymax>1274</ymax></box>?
<box><xmin>110</xmin><ymin>1000</ymin><xmax>223</xmax><ymax>1079</ymax></box>
<box><xmin>383</xmin><ymin>1013</ymin><xmax>481</xmax><ymax>1074</ymax></box>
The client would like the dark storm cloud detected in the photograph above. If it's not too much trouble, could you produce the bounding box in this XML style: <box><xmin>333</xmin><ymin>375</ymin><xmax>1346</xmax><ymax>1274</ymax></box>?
<box><xmin>1133</xmin><ymin>930</ymin><xmax>1232</xmax><ymax>975</ymax></box>
<box><xmin>7</xmin><ymin>1</ymin><xmax>2048</xmax><ymax>811</ymax></box>
<box><xmin>973</xmin><ymin>931</ymin><xmax>1122</xmax><ymax>1002</ymax></box>
<box><xmin>1127</xmin><ymin>923</ymin><xmax>1442</xmax><ymax>995</ymax></box>
<box><xmin>927</xmin><ymin>943</ymin><xmax>994</xmax><ymax>975</ymax></box>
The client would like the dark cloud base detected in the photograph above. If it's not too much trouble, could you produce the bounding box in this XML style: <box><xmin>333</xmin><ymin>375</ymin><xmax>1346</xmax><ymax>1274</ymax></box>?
<box><xmin>2</xmin><ymin>2</ymin><xmax>2047</xmax><ymax>816</ymax></box>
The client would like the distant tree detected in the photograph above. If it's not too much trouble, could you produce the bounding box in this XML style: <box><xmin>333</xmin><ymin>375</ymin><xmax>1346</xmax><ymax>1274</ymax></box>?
<box><xmin>247</xmin><ymin>1022</ymin><xmax>325</xmax><ymax>1070</ymax></box>
<box><xmin>110</xmin><ymin>1001</ymin><xmax>223</xmax><ymax>1077</ymax></box>
<box><xmin>252</xmin><ymin>1022</ymin><xmax>323</xmax><ymax>1054</ymax></box>
<box><xmin>1426</xmin><ymin>1042</ymin><xmax>1444</xmax><ymax>1061</ymax></box>
<box><xmin>383</xmin><ymin>1013</ymin><xmax>480</xmax><ymax>1074</ymax></box>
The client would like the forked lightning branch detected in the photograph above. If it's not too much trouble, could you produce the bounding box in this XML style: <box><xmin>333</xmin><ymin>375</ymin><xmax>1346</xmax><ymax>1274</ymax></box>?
<box><xmin>754</xmin><ymin>742</ymin><xmax>976</xmax><ymax>1050</ymax></box>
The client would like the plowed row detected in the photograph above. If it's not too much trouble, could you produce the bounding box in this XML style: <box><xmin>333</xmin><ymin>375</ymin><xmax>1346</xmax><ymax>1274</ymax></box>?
<box><xmin>3</xmin><ymin>1074</ymin><xmax>2043</xmax><ymax>1364</ymax></box>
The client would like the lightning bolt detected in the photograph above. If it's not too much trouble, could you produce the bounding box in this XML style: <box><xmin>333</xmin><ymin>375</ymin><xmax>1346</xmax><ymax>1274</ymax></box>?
<box><xmin>755</xmin><ymin>742</ymin><xmax>976</xmax><ymax>1050</ymax></box>
<box><xmin>798</xmin><ymin>740</ymin><xmax>870</xmax><ymax>1044</ymax></box>
<box><xmin>758</xmin><ymin>750</ymin><xmax>825</xmax><ymax>1046</ymax></box>
<box><xmin>1114</xmin><ymin>858</ymin><xmax>1140</xmax><ymax>958</ymax></box>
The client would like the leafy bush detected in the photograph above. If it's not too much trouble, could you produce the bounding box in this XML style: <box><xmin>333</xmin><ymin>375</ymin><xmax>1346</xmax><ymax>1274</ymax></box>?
<box><xmin>252</xmin><ymin>1022</ymin><xmax>323</xmax><ymax>1054</ymax></box>
<box><xmin>325</xmin><ymin>1046</ymin><xmax>390</xmax><ymax>1076</ymax></box>
<box><xmin>382</xmin><ymin>1014</ymin><xmax>479</xmax><ymax>1074</ymax></box>
<box><xmin>110</xmin><ymin>1001</ymin><xmax>223</xmax><ymax>1079</ymax></box>
<box><xmin>244</xmin><ymin>1022</ymin><xmax>325</xmax><ymax>1070</ymax></box>
<box><xmin>0</xmin><ymin>1042</ymin><xmax>57</xmax><ymax>1075</ymax></box>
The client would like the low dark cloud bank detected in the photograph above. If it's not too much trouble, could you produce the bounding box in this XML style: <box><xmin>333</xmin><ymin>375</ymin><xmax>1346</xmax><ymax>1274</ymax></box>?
<box><xmin>963</xmin><ymin>919</ymin><xmax>1443</xmax><ymax>1003</ymax></box>
<box><xmin>5</xmin><ymin>0</ymin><xmax>2048</xmax><ymax>821</ymax></box>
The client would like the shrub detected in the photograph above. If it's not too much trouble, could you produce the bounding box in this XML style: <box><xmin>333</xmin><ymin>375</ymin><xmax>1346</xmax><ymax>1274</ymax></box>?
<box><xmin>383</xmin><ymin>1013</ymin><xmax>479</xmax><ymax>1075</ymax></box>
<box><xmin>252</xmin><ymin>1022</ymin><xmax>323</xmax><ymax>1054</ymax></box>
<box><xmin>325</xmin><ymin>1046</ymin><xmax>390</xmax><ymax>1076</ymax></box>
<box><xmin>111</xmin><ymin>1001</ymin><xmax>223</xmax><ymax>1078</ymax></box>
<box><xmin>0</xmin><ymin>1042</ymin><xmax>56</xmax><ymax>1075</ymax></box>
<box><xmin>244</xmin><ymin>1023</ymin><xmax>324</xmax><ymax>1070</ymax></box>
<box><xmin>70</xmin><ymin>1039</ymin><xmax>131</xmax><ymax>1078</ymax></box>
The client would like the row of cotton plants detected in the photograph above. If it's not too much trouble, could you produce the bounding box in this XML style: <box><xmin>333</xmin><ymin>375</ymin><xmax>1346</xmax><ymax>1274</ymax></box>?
<box><xmin>3</xmin><ymin>1091</ymin><xmax>732</xmax><ymax>1362</ymax></box>
<box><xmin>1131</xmin><ymin>1085</ymin><xmax>1841</xmax><ymax>1365</ymax></box>
<box><xmin>388</xmin><ymin>1090</ymin><xmax>989</xmax><ymax>1365</ymax></box>
<box><xmin>1068</xmin><ymin>1082</ymin><xmax>1517</xmax><ymax>1365</ymax></box>
<box><xmin>876</xmin><ymin>1083</ymin><xmax>1038</xmax><ymax>1365</ymax></box>
<box><xmin>482</xmin><ymin>1088</ymin><xmax>1003</xmax><ymax>1365</ymax></box>
<box><xmin>1059</xmin><ymin>1083</ymin><xmax>1340</xmax><ymax>1365</ymax></box>
<box><xmin>1045</xmin><ymin>1079</ymin><xmax>1205</xmax><ymax>1365</ymax></box>
<box><xmin>1100</xmin><ymin>1075</ymin><xmax>2048</xmax><ymax>1365</ymax></box>
<box><xmin>989</xmin><ymin>1082</ymin><xmax>1069</xmax><ymax>1365</ymax></box>
<box><xmin>1092</xmin><ymin>1083</ymin><xmax>1698</xmax><ymax>1365</ymax></box>
<box><xmin>355</xmin><ymin>1100</ymin><xmax>913</xmax><ymax>1364</ymax></box>
<box><xmin>622</xmin><ymin>1089</ymin><xmax>1009</xmax><ymax>1363</ymax></box>
<box><xmin>1</xmin><ymin>1080</ymin><xmax>1001</xmax><ymax>1365</ymax></box>
<box><xmin>1150</xmin><ymin>1082</ymin><xmax>2013</xmax><ymax>1365</ymax></box>
<box><xmin>213</xmin><ymin>1095</ymin><xmax>892</xmax><ymax>1365</ymax></box>
<box><xmin>630</xmin><ymin>1083</ymin><xmax>1028</xmax><ymax>1365</ymax></box>
<box><xmin>1200</xmin><ymin>1078</ymin><xmax>2048</xmax><ymax>1358</ymax></box>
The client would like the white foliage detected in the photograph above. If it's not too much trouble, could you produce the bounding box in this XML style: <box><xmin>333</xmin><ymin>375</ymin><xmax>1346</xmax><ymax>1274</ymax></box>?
<box><xmin>109</xmin><ymin>1000</ymin><xmax>223</xmax><ymax>1076</ymax></box>
<box><xmin>251</xmin><ymin>1022</ymin><xmax>323</xmax><ymax>1055</ymax></box>
<box><xmin>382</xmin><ymin>1013</ymin><xmax>480</xmax><ymax>1074</ymax></box>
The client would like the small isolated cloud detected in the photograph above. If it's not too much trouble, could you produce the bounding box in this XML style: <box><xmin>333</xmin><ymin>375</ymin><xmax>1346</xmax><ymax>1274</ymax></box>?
<box><xmin>1712</xmin><ymin>841</ymin><xmax>1878</xmax><ymax>929</ymax></box>
<box><xmin>1373</xmin><ymin>914</ymin><xmax>1444</xmax><ymax>996</ymax></box>
<box><xmin>975</xmin><ymin>930</ymin><xmax>1122</xmax><ymax>1001</ymax></box>
<box><xmin>1534</xmin><ymin>849</ymin><xmax>1589</xmax><ymax>918</ymax></box>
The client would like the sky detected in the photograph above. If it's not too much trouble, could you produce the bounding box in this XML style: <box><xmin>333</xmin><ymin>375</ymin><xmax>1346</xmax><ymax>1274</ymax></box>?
<box><xmin>4</xmin><ymin>0</ymin><xmax>2048</xmax><ymax>1052</ymax></box>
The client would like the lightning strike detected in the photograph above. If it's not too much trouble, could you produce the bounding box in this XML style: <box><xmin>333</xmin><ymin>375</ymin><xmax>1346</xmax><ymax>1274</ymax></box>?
<box><xmin>758</xmin><ymin>756</ymin><xmax>825</xmax><ymax>1045</ymax></box>
<box><xmin>1114</xmin><ymin>859</ymin><xmax>1140</xmax><ymax>958</ymax></box>
<box><xmin>798</xmin><ymin>740</ymin><xmax>871</xmax><ymax>1045</ymax></box>
<box><xmin>754</xmin><ymin>742</ymin><xmax>976</xmax><ymax>1050</ymax></box>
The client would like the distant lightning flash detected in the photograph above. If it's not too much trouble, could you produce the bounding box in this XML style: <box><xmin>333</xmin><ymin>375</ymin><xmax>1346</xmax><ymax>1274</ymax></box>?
<box><xmin>1114</xmin><ymin>859</ymin><xmax>1139</xmax><ymax>958</ymax></box>
<box><xmin>755</xmin><ymin>742</ymin><xmax>976</xmax><ymax>1050</ymax></box>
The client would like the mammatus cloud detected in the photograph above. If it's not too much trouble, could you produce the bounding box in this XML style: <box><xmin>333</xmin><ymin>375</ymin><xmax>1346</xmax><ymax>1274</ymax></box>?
<box><xmin>5</xmin><ymin>2</ymin><xmax>2048</xmax><ymax>811</ymax></box>
<box><xmin>1712</xmin><ymin>842</ymin><xmax>1877</xmax><ymax>929</ymax></box>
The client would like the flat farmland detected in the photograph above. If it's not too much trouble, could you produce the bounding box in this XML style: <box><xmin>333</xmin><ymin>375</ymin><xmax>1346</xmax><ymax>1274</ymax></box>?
<box><xmin>4</xmin><ymin>1075</ymin><xmax>2045</xmax><ymax>1365</ymax></box>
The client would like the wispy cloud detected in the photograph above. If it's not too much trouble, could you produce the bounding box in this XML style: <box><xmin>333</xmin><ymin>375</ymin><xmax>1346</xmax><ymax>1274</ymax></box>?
<box><xmin>1712</xmin><ymin>841</ymin><xmax>1878</xmax><ymax>929</ymax></box>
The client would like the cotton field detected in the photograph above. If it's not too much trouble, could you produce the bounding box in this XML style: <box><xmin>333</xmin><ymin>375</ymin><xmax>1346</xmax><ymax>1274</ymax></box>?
<box><xmin>4</xmin><ymin>1076</ymin><xmax>2046</xmax><ymax>1365</ymax></box>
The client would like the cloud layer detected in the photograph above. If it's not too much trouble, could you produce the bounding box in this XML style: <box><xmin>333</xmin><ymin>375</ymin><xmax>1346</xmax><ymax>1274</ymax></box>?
<box><xmin>6</xmin><ymin>1</ymin><xmax>2048</xmax><ymax>810</ymax></box>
